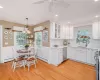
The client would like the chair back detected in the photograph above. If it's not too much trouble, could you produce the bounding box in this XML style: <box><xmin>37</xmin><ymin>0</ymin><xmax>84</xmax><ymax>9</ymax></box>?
<box><xmin>12</xmin><ymin>47</ymin><xmax>19</xmax><ymax>60</ymax></box>
<box><xmin>28</xmin><ymin>47</ymin><xmax>37</xmax><ymax>57</ymax></box>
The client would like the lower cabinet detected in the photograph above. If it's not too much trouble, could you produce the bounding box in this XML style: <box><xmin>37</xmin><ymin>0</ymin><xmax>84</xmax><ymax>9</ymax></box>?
<box><xmin>67</xmin><ymin>47</ymin><xmax>97</xmax><ymax>65</ymax></box>
<box><xmin>87</xmin><ymin>49</ymin><xmax>96</xmax><ymax>65</ymax></box>
<box><xmin>49</xmin><ymin>48</ymin><xmax>63</xmax><ymax>66</ymax></box>
<box><xmin>75</xmin><ymin>48</ymin><xmax>87</xmax><ymax>63</ymax></box>
<box><xmin>67</xmin><ymin>47</ymin><xmax>76</xmax><ymax>60</ymax></box>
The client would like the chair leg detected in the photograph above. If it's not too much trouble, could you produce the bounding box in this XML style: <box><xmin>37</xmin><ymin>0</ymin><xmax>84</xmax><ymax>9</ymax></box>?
<box><xmin>22</xmin><ymin>60</ymin><xmax>25</xmax><ymax>69</ymax></box>
<box><xmin>34</xmin><ymin>60</ymin><xmax>36</xmax><ymax>68</ymax></box>
<box><xmin>36</xmin><ymin>59</ymin><xmax>38</xmax><ymax>63</ymax></box>
<box><xmin>13</xmin><ymin>62</ymin><xmax>16</xmax><ymax>72</ymax></box>
<box><xmin>27</xmin><ymin>63</ymin><xmax>30</xmax><ymax>71</ymax></box>
<box><xmin>12</xmin><ymin>61</ymin><xmax>14</xmax><ymax>68</ymax></box>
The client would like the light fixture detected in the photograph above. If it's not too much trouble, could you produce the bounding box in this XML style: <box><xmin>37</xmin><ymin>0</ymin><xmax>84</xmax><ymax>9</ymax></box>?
<box><xmin>95</xmin><ymin>15</ymin><xmax>99</xmax><ymax>18</ymax></box>
<box><xmin>68</xmin><ymin>22</ymin><xmax>71</xmax><ymax>24</ymax></box>
<box><xmin>0</xmin><ymin>6</ymin><xmax>3</xmax><ymax>8</ymax></box>
<box><xmin>23</xmin><ymin>18</ymin><xmax>31</xmax><ymax>34</ymax></box>
<box><xmin>94</xmin><ymin>0</ymin><xmax>99</xmax><ymax>2</ymax></box>
<box><xmin>55</xmin><ymin>14</ymin><xmax>58</xmax><ymax>17</ymax></box>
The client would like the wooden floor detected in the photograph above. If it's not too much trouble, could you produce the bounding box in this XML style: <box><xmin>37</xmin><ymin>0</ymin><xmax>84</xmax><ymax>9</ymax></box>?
<box><xmin>0</xmin><ymin>60</ymin><xmax>96</xmax><ymax>80</ymax></box>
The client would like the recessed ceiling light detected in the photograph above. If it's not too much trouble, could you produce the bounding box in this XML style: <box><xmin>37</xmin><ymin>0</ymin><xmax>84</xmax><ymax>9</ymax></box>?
<box><xmin>55</xmin><ymin>15</ymin><xmax>58</xmax><ymax>17</ymax></box>
<box><xmin>0</xmin><ymin>6</ymin><xmax>3</xmax><ymax>8</ymax></box>
<box><xmin>68</xmin><ymin>22</ymin><xmax>71</xmax><ymax>24</ymax></box>
<box><xmin>94</xmin><ymin>0</ymin><xmax>99</xmax><ymax>2</ymax></box>
<box><xmin>95</xmin><ymin>15</ymin><xmax>99</xmax><ymax>18</ymax></box>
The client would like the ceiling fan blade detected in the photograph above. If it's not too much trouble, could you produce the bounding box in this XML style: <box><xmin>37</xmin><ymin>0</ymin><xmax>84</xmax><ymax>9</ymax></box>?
<box><xmin>33</xmin><ymin>0</ymin><xmax>47</xmax><ymax>4</ymax></box>
<box><xmin>53</xmin><ymin>0</ymin><xmax>70</xmax><ymax>8</ymax></box>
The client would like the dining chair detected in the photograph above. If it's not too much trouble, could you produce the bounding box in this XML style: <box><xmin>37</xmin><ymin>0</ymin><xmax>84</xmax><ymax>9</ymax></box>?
<box><xmin>12</xmin><ymin>47</ymin><xmax>25</xmax><ymax>71</ymax></box>
<box><xmin>26</xmin><ymin>47</ymin><xmax>37</xmax><ymax>71</ymax></box>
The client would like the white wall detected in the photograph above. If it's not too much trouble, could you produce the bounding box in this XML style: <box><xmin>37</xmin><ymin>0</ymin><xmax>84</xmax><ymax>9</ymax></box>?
<box><xmin>50</xmin><ymin>39</ymin><xmax>64</xmax><ymax>47</ymax></box>
<box><xmin>69</xmin><ymin>25</ymin><xmax>100</xmax><ymax>49</ymax></box>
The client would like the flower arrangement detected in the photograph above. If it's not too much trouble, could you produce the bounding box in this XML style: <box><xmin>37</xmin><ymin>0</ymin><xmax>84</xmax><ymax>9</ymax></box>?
<box><xmin>25</xmin><ymin>44</ymin><xmax>29</xmax><ymax>49</ymax></box>
<box><xmin>76</xmin><ymin>30</ymin><xmax>90</xmax><ymax>47</ymax></box>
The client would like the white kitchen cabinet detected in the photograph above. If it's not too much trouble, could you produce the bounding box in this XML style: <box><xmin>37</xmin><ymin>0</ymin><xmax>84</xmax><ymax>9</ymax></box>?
<box><xmin>86</xmin><ymin>49</ymin><xmax>92</xmax><ymax>64</ymax></box>
<box><xmin>61</xmin><ymin>26</ymin><xmax>74</xmax><ymax>39</ymax></box>
<box><xmin>86</xmin><ymin>49</ymin><xmax>96</xmax><ymax>65</ymax></box>
<box><xmin>92</xmin><ymin>21</ymin><xmax>100</xmax><ymax>39</ymax></box>
<box><xmin>91</xmin><ymin>49</ymin><xmax>96</xmax><ymax>65</ymax></box>
<box><xmin>49</xmin><ymin>48</ymin><xmax>63</xmax><ymax>66</ymax></box>
<box><xmin>50</xmin><ymin>22</ymin><xmax>74</xmax><ymax>39</ymax></box>
<box><xmin>67</xmin><ymin>47</ymin><xmax>87</xmax><ymax>63</ymax></box>
<box><xmin>69</xmin><ymin>26</ymin><xmax>74</xmax><ymax>39</ymax></box>
<box><xmin>67</xmin><ymin>47</ymin><xmax>76</xmax><ymax>60</ymax></box>
<box><xmin>75</xmin><ymin>48</ymin><xmax>87</xmax><ymax>62</ymax></box>
<box><xmin>58</xmin><ymin>49</ymin><xmax>63</xmax><ymax>64</ymax></box>
<box><xmin>67</xmin><ymin>47</ymin><xmax>97</xmax><ymax>65</ymax></box>
<box><xmin>50</xmin><ymin>22</ymin><xmax>61</xmax><ymax>39</ymax></box>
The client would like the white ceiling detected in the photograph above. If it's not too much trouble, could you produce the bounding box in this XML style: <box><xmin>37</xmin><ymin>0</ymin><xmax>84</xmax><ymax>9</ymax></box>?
<box><xmin>0</xmin><ymin>0</ymin><xmax>100</xmax><ymax>26</ymax></box>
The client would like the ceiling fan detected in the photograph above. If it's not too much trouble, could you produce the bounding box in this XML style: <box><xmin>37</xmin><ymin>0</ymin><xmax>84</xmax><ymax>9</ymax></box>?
<box><xmin>33</xmin><ymin>0</ymin><xmax>70</xmax><ymax>12</ymax></box>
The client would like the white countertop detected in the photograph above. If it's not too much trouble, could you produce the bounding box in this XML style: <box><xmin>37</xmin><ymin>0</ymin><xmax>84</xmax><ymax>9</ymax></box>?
<box><xmin>51</xmin><ymin>46</ymin><xmax>67</xmax><ymax>49</ymax></box>
<box><xmin>67</xmin><ymin>46</ymin><xmax>100</xmax><ymax>51</ymax></box>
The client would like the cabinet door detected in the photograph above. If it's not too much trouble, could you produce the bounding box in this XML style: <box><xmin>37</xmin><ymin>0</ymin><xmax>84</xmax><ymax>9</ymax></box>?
<box><xmin>61</xmin><ymin>26</ymin><xmax>66</xmax><ymax>39</ymax></box>
<box><xmin>58</xmin><ymin>49</ymin><xmax>63</xmax><ymax>64</ymax></box>
<box><xmin>65</xmin><ymin>26</ymin><xmax>74</xmax><ymax>39</ymax></box>
<box><xmin>92</xmin><ymin>22</ymin><xmax>99</xmax><ymax>39</ymax></box>
<box><xmin>50</xmin><ymin>22</ymin><xmax>56</xmax><ymax>39</ymax></box>
<box><xmin>76</xmin><ymin>48</ymin><xmax>87</xmax><ymax>63</ymax></box>
<box><xmin>87</xmin><ymin>49</ymin><xmax>92</xmax><ymax>64</ymax></box>
<box><xmin>67</xmin><ymin>47</ymin><xmax>76</xmax><ymax>59</ymax></box>
<box><xmin>50</xmin><ymin>49</ymin><xmax>59</xmax><ymax>65</ymax></box>
<box><xmin>66</xmin><ymin>26</ymin><xmax>70</xmax><ymax>39</ymax></box>
<box><xmin>91</xmin><ymin>49</ymin><xmax>96</xmax><ymax>65</ymax></box>
<box><xmin>87</xmin><ymin>49</ymin><xmax>96</xmax><ymax>65</ymax></box>
<box><xmin>69</xmin><ymin>26</ymin><xmax>74</xmax><ymax>39</ymax></box>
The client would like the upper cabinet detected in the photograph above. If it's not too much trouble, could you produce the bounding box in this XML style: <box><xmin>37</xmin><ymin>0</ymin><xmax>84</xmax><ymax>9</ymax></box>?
<box><xmin>50</xmin><ymin>22</ymin><xmax>74</xmax><ymax>39</ymax></box>
<box><xmin>61</xmin><ymin>25</ymin><xmax>74</xmax><ymax>39</ymax></box>
<box><xmin>92</xmin><ymin>21</ymin><xmax>100</xmax><ymax>39</ymax></box>
<box><xmin>50</xmin><ymin>22</ymin><xmax>61</xmax><ymax>39</ymax></box>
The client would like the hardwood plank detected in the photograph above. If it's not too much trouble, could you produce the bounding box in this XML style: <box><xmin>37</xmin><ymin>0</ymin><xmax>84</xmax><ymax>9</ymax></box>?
<box><xmin>0</xmin><ymin>60</ymin><xmax>96</xmax><ymax>80</ymax></box>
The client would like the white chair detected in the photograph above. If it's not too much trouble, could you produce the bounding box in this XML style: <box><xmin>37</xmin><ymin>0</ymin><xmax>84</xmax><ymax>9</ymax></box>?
<box><xmin>12</xmin><ymin>47</ymin><xmax>25</xmax><ymax>71</ymax></box>
<box><xmin>26</xmin><ymin>47</ymin><xmax>37</xmax><ymax>71</ymax></box>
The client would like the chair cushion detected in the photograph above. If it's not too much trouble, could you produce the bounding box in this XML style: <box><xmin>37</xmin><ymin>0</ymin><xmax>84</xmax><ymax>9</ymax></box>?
<box><xmin>13</xmin><ymin>57</ymin><xmax>24</xmax><ymax>62</ymax></box>
<box><xmin>27</xmin><ymin>57</ymin><xmax>35</xmax><ymax>61</ymax></box>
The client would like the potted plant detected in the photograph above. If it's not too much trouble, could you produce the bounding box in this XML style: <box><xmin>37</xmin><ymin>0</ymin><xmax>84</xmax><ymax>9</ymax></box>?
<box><xmin>25</xmin><ymin>44</ymin><xmax>29</xmax><ymax>50</ymax></box>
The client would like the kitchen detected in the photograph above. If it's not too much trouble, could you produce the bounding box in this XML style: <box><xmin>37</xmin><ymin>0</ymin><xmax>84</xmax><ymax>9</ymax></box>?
<box><xmin>33</xmin><ymin>20</ymin><xmax>100</xmax><ymax>80</ymax></box>
<box><xmin>0</xmin><ymin>0</ymin><xmax>99</xmax><ymax>80</ymax></box>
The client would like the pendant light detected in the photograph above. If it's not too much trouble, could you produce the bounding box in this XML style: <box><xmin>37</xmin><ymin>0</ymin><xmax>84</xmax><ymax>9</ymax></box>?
<box><xmin>23</xmin><ymin>18</ymin><xmax>31</xmax><ymax>34</ymax></box>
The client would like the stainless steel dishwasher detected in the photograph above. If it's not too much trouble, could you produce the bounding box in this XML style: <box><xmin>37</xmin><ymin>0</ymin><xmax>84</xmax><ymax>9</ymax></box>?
<box><xmin>63</xmin><ymin>47</ymin><xmax>67</xmax><ymax>61</ymax></box>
